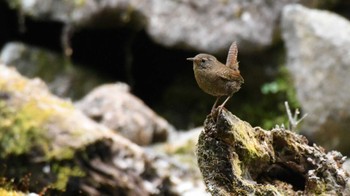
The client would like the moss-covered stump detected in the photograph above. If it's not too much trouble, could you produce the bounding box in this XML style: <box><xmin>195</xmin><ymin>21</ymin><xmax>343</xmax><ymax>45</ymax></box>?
<box><xmin>197</xmin><ymin>109</ymin><xmax>350</xmax><ymax>195</ymax></box>
<box><xmin>0</xmin><ymin>64</ymin><xmax>203</xmax><ymax>195</ymax></box>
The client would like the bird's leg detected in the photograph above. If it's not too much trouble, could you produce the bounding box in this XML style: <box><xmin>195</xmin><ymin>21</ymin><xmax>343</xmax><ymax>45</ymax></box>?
<box><xmin>211</xmin><ymin>96</ymin><xmax>221</xmax><ymax>113</ymax></box>
<box><xmin>214</xmin><ymin>95</ymin><xmax>232</xmax><ymax>122</ymax></box>
<box><xmin>217</xmin><ymin>94</ymin><xmax>232</xmax><ymax>111</ymax></box>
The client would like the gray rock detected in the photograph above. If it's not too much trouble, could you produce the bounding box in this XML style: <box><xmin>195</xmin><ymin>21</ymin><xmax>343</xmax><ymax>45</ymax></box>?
<box><xmin>0</xmin><ymin>42</ymin><xmax>106</xmax><ymax>99</ymax></box>
<box><xmin>143</xmin><ymin>0</ymin><xmax>299</xmax><ymax>53</ymax></box>
<box><xmin>282</xmin><ymin>4</ymin><xmax>350</xmax><ymax>154</ymax></box>
<box><xmin>75</xmin><ymin>83</ymin><xmax>173</xmax><ymax>145</ymax></box>
<box><xmin>7</xmin><ymin>0</ymin><xmax>321</xmax><ymax>53</ymax></box>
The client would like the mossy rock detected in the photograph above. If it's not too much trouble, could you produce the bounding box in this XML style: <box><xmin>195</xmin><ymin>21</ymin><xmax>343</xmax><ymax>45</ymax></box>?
<box><xmin>0</xmin><ymin>64</ymin><xmax>146</xmax><ymax>194</ymax></box>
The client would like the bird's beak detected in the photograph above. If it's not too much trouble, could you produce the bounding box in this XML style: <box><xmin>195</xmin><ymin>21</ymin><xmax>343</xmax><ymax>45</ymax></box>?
<box><xmin>187</xmin><ymin>57</ymin><xmax>195</xmax><ymax>61</ymax></box>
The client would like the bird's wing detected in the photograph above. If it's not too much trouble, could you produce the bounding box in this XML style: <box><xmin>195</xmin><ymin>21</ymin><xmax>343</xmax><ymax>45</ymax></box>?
<box><xmin>219</xmin><ymin>68</ymin><xmax>244</xmax><ymax>83</ymax></box>
<box><xmin>226</xmin><ymin>41</ymin><xmax>239</xmax><ymax>70</ymax></box>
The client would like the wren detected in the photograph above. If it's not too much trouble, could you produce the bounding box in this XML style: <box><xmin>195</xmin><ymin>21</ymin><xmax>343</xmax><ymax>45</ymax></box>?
<box><xmin>187</xmin><ymin>42</ymin><xmax>244</xmax><ymax>113</ymax></box>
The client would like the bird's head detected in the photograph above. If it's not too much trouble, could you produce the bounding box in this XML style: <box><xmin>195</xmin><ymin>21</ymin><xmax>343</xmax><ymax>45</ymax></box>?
<box><xmin>187</xmin><ymin>54</ymin><xmax>217</xmax><ymax>69</ymax></box>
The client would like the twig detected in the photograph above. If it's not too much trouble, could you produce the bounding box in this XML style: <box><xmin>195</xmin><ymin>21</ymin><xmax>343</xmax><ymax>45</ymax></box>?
<box><xmin>284</xmin><ymin>101</ymin><xmax>308</xmax><ymax>131</ymax></box>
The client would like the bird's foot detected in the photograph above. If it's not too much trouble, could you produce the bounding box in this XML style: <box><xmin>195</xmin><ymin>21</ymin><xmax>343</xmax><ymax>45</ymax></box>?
<box><xmin>211</xmin><ymin>106</ymin><xmax>225</xmax><ymax>123</ymax></box>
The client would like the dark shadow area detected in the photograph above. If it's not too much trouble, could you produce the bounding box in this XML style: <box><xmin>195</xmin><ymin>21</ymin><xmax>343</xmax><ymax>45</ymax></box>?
<box><xmin>0</xmin><ymin>1</ymin><xmax>63</xmax><ymax>52</ymax></box>
<box><xmin>330</xmin><ymin>2</ymin><xmax>350</xmax><ymax>19</ymax></box>
<box><xmin>258</xmin><ymin>164</ymin><xmax>306</xmax><ymax>191</ymax></box>
<box><xmin>70</xmin><ymin>27</ymin><xmax>134</xmax><ymax>82</ymax></box>
<box><xmin>0</xmin><ymin>1</ymin><xmax>21</xmax><ymax>48</ymax></box>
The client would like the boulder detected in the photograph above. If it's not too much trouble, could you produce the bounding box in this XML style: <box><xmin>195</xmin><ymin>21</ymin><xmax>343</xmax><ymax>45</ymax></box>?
<box><xmin>5</xmin><ymin>0</ymin><xmax>333</xmax><ymax>53</ymax></box>
<box><xmin>281</xmin><ymin>4</ymin><xmax>350</xmax><ymax>154</ymax></box>
<box><xmin>75</xmin><ymin>83</ymin><xmax>173</xmax><ymax>145</ymax></box>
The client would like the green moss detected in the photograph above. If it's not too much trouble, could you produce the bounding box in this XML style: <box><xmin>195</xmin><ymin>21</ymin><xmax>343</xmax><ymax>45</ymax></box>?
<box><xmin>52</xmin><ymin>165</ymin><xmax>85</xmax><ymax>191</ymax></box>
<box><xmin>227</xmin><ymin>118</ymin><xmax>268</xmax><ymax>166</ymax></box>
<box><xmin>231</xmin><ymin>153</ymin><xmax>242</xmax><ymax>177</ymax></box>
<box><xmin>0</xmin><ymin>97</ymin><xmax>85</xmax><ymax>190</ymax></box>
<box><xmin>73</xmin><ymin>0</ymin><xmax>87</xmax><ymax>7</ymax></box>
<box><xmin>0</xmin><ymin>100</ymin><xmax>48</xmax><ymax>157</ymax></box>
<box><xmin>308</xmin><ymin>180</ymin><xmax>327</xmax><ymax>195</ymax></box>
<box><xmin>0</xmin><ymin>95</ymin><xmax>76</xmax><ymax>160</ymax></box>
<box><xmin>48</xmin><ymin>147</ymin><xmax>76</xmax><ymax>160</ymax></box>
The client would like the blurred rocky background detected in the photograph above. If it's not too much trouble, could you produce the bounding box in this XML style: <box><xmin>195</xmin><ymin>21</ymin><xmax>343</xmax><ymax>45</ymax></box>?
<box><xmin>1</xmin><ymin>0</ymin><xmax>350</xmax><ymax>195</ymax></box>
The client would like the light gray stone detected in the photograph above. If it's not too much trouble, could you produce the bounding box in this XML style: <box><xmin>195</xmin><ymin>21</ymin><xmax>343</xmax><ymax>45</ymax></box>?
<box><xmin>282</xmin><ymin>4</ymin><xmax>350</xmax><ymax>154</ymax></box>
<box><xmin>75</xmin><ymin>83</ymin><xmax>174</xmax><ymax>145</ymax></box>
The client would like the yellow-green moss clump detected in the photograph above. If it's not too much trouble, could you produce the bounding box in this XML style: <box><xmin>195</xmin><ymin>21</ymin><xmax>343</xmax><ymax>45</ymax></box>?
<box><xmin>0</xmin><ymin>65</ymin><xmax>80</xmax><ymax>160</ymax></box>
<box><xmin>0</xmin><ymin>97</ymin><xmax>76</xmax><ymax>160</ymax></box>
<box><xmin>52</xmin><ymin>165</ymin><xmax>85</xmax><ymax>190</ymax></box>
<box><xmin>0</xmin><ymin>100</ymin><xmax>48</xmax><ymax>157</ymax></box>
<box><xmin>0</xmin><ymin>98</ymin><xmax>87</xmax><ymax>192</ymax></box>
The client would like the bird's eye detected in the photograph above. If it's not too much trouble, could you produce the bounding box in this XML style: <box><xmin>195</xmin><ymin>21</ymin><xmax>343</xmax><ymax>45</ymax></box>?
<box><xmin>199</xmin><ymin>58</ymin><xmax>208</xmax><ymax>67</ymax></box>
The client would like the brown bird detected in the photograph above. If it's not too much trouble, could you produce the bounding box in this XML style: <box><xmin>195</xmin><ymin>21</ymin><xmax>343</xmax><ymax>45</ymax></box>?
<box><xmin>187</xmin><ymin>42</ymin><xmax>244</xmax><ymax>113</ymax></box>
